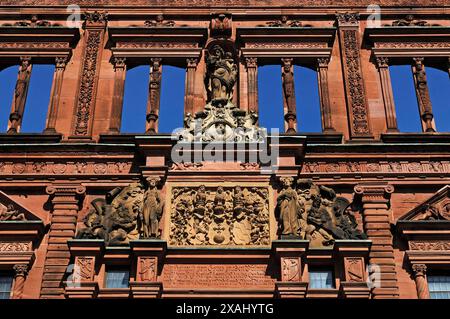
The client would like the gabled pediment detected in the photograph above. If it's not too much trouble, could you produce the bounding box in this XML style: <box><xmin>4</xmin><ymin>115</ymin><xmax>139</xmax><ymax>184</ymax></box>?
<box><xmin>399</xmin><ymin>185</ymin><xmax>450</xmax><ymax>221</ymax></box>
<box><xmin>0</xmin><ymin>190</ymin><xmax>42</xmax><ymax>222</ymax></box>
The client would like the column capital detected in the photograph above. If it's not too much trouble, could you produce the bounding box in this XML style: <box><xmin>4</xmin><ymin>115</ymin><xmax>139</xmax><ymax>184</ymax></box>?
<box><xmin>245</xmin><ymin>57</ymin><xmax>258</xmax><ymax>68</ymax></box>
<box><xmin>13</xmin><ymin>264</ymin><xmax>29</xmax><ymax>277</ymax></box>
<box><xmin>376</xmin><ymin>56</ymin><xmax>389</xmax><ymax>68</ymax></box>
<box><xmin>112</xmin><ymin>56</ymin><xmax>126</xmax><ymax>69</ymax></box>
<box><xmin>336</xmin><ymin>12</ymin><xmax>360</xmax><ymax>26</ymax></box>
<box><xmin>412</xmin><ymin>264</ymin><xmax>427</xmax><ymax>277</ymax></box>
<box><xmin>55</xmin><ymin>56</ymin><xmax>68</xmax><ymax>69</ymax></box>
<box><xmin>354</xmin><ymin>183</ymin><xmax>394</xmax><ymax>203</ymax></box>
<box><xmin>84</xmin><ymin>11</ymin><xmax>108</xmax><ymax>29</ymax></box>
<box><xmin>186</xmin><ymin>57</ymin><xmax>198</xmax><ymax>68</ymax></box>
<box><xmin>317</xmin><ymin>57</ymin><xmax>330</xmax><ymax>68</ymax></box>
<box><xmin>46</xmin><ymin>183</ymin><xmax>86</xmax><ymax>196</ymax></box>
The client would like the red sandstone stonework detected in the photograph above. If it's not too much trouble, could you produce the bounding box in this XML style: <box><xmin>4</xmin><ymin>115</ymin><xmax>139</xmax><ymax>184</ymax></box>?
<box><xmin>0</xmin><ymin>1</ymin><xmax>449</xmax><ymax>300</ymax></box>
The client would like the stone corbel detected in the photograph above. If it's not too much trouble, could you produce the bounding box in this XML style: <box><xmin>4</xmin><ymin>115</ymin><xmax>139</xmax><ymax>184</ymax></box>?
<box><xmin>129</xmin><ymin>240</ymin><xmax>166</xmax><ymax>298</ymax></box>
<box><xmin>272</xmin><ymin>240</ymin><xmax>309</xmax><ymax>298</ymax></box>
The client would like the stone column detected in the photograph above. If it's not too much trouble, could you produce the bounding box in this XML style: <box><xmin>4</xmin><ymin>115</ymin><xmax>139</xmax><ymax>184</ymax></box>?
<box><xmin>69</xmin><ymin>11</ymin><xmax>107</xmax><ymax>140</ymax></box>
<box><xmin>317</xmin><ymin>57</ymin><xmax>334</xmax><ymax>132</ymax></box>
<box><xmin>12</xmin><ymin>264</ymin><xmax>29</xmax><ymax>299</ymax></box>
<box><xmin>336</xmin><ymin>13</ymin><xmax>372</xmax><ymax>139</ymax></box>
<box><xmin>184</xmin><ymin>58</ymin><xmax>198</xmax><ymax>117</ymax></box>
<box><xmin>245</xmin><ymin>57</ymin><xmax>259</xmax><ymax>117</ymax></box>
<box><xmin>376</xmin><ymin>57</ymin><xmax>398</xmax><ymax>132</ymax></box>
<box><xmin>412</xmin><ymin>57</ymin><xmax>435</xmax><ymax>132</ymax></box>
<box><xmin>44</xmin><ymin>56</ymin><xmax>68</xmax><ymax>134</ymax></box>
<box><xmin>412</xmin><ymin>264</ymin><xmax>430</xmax><ymax>299</ymax></box>
<box><xmin>281</xmin><ymin>58</ymin><xmax>297</xmax><ymax>134</ymax></box>
<box><xmin>354</xmin><ymin>183</ymin><xmax>398</xmax><ymax>299</ymax></box>
<box><xmin>108</xmin><ymin>57</ymin><xmax>127</xmax><ymax>134</ymax></box>
<box><xmin>146</xmin><ymin>58</ymin><xmax>162</xmax><ymax>134</ymax></box>
<box><xmin>7</xmin><ymin>56</ymin><xmax>32</xmax><ymax>134</ymax></box>
<box><xmin>41</xmin><ymin>183</ymin><xmax>86</xmax><ymax>299</ymax></box>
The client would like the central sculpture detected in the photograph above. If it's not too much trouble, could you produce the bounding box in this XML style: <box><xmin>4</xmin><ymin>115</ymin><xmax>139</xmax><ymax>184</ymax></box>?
<box><xmin>179</xmin><ymin>43</ymin><xmax>264</xmax><ymax>142</ymax></box>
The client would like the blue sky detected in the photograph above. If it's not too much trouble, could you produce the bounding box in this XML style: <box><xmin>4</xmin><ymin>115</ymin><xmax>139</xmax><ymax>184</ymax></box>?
<box><xmin>0</xmin><ymin>63</ymin><xmax>448</xmax><ymax>133</ymax></box>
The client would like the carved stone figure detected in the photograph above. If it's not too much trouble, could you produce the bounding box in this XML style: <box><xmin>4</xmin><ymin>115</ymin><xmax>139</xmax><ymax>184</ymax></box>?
<box><xmin>276</xmin><ymin>178</ymin><xmax>367</xmax><ymax>247</ymax></box>
<box><xmin>205</xmin><ymin>45</ymin><xmax>237</xmax><ymax>105</ymax></box>
<box><xmin>0</xmin><ymin>204</ymin><xmax>26</xmax><ymax>221</ymax></box>
<box><xmin>277</xmin><ymin>177</ymin><xmax>301</xmax><ymax>238</ymax></box>
<box><xmin>140</xmin><ymin>178</ymin><xmax>162</xmax><ymax>238</ymax></box>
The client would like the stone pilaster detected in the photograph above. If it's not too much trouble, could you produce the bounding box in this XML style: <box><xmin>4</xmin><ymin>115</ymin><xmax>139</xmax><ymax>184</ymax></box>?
<box><xmin>317</xmin><ymin>57</ymin><xmax>334</xmax><ymax>132</ymax></box>
<box><xmin>69</xmin><ymin>11</ymin><xmax>107</xmax><ymax>140</ymax></box>
<box><xmin>7</xmin><ymin>56</ymin><xmax>32</xmax><ymax>134</ymax></box>
<box><xmin>41</xmin><ymin>183</ymin><xmax>86</xmax><ymax>299</ymax></box>
<box><xmin>376</xmin><ymin>57</ymin><xmax>398</xmax><ymax>132</ymax></box>
<box><xmin>185</xmin><ymin>58</ymin><xmax>198</xmax><ymax>117</ymax></box>
<box><xmin>412</xmin><ymin>264</ymin><xmax>430</xmax><ymax>299</ymax></box>
<box><xmin>354</xmin><ymin>183</ymin><xmax>398</xmax><ymax>299</ymax></box>
<box><xmin>44</xmin><ymin>56</ymin><xmax>68</xmax><ymax>134</ymax></box>
<box><xmin>146</xmin><ymin>58</ymin><xmax>162</xmax><ymax>134</ymax></box>
<box><xmin>245</xmin><ymin>57</ymin><xmax>259</xmax><ymax>117</ymax></box>
<box><xmin>281</xmin><ymin>58</ymin><xmax>297</xmax><ymax>134</ymax></box>
<box><xmin>336</xmin><ymin>13</ymin><xmax>372</xmax><ymax>139</ymax></box>
<box><xmin>108</xmin><ymin>57</ymin><xmax>127</xmax><ymax>134</ymax></box>
<box><xmin>12</xmin><ymin>264</ymin><xmax>29</xmax><ymax>299</ymax></box>
<box><xmin>412</xmin><ymin>57</ymin><xmax>435</xmax><ymax>132</ymax></box>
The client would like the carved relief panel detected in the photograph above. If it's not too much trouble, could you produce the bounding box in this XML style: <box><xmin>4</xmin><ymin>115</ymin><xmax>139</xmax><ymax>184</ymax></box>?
<box><xmin>166</xmin><ymin>183</ymin><xmax>273</xmax><ymax>247</ymax></box>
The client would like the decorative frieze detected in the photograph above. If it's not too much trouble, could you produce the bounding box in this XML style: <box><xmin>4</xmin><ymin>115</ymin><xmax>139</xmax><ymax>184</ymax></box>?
<box><xmin>0</xmin><ymin>242</ymin><xmax>32</xmax><ymax>252</ymax></box>
<box><xmin>144</xmin><ymin>15</ymin><xmax>175</xmax><ymax>27</ymax></box>
<box><xmin>0</xmin><ymin>161</ymin><xmax>131</xmax><ymax>175</ymax></box>
<box><xmin>409</xmin><ymin>241</ymin><xmax>450</xmax><ymax>251</ymax></box>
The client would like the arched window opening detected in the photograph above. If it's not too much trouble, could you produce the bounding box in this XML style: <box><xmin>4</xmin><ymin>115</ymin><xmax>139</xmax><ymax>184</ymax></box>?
<box><xmin>390</xmin><ymin>65</ymin><xmax>422</xmax><ymax>132</ymax></box>
<box><xmin>0</xmin><ymin>65</ymin><xmax>17</xmax><ymax>132</ymax></box>
<box><xmin>21</xmin><ymin>64</ymin><xmax>54</xmax><ymax>133</ymax></box>
<box><xmin>158</xmin><ymin>65</ymin><xmax>185</xmax><ymax>134</ymax></box>
<box><xmin>294</xmin><ymin>65</ymin><xmax>322</xmax><ymax>133</ymax></box>
<box><xmin>258</xmin><ymin>65</ymin><xmax>284</xmax><ymax>133</ymax></box>
<box><xmin>121</xmin><ymin>65</ymin><xmax>148</xmax><ymax>133</ymax></box>
<box><xmin>427</xmin><ymin>67</ymin><xmax>450</xmax><ymax>132</ymax></box>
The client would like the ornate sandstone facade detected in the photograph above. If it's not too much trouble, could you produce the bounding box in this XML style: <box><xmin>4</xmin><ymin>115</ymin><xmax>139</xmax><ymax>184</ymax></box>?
<box><xmin>0</xmin><ymin>0</ymin><xmax>449</xmax><ymax>299</ymax></box>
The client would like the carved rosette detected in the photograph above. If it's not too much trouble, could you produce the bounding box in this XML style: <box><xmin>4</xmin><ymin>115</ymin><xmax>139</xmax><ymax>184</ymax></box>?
<box><xmin>168</xmin><ymin>185</ymin><xmax>271</xmax><ymax>247</ymax></box>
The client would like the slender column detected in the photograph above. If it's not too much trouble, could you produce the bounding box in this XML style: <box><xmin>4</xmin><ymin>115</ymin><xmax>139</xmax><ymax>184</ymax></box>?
<box><xmin>12</xmin><ymin>264</ymin><xmax>29</xmax><ymax>299</ymax></box>
<box><xmin>354</xmin><ymin>183</ymin><xmax>399</xmax><ymax>299</ymax></box>
<box><xmin>108</xmin><ymin>57</ymin><xmax>127</xmax><ymax>133</ymax></box>
<box><xmin>412</xmin><ymin>57</ymin><xmax>435</xmax><ymax>132</ymax></box>
<box><xmin>281</xmin><ymin>58</ymin><xmax>297</xmax><ymax>134</ymax></box>
<box><xmin>7</xmin><ymin>57</ymin><xmax>32</xmax><ymax>134</ymax></box>
<box><xmin>44</xmin><ymin>56</ymin><xmax>68</xmax><ymax>134</ymax></box>
<box><xmin>336</xmin><ymin>13</ymin><xmax>372</xmax><ymax>139</ymax></box>
<box><xmin>317</xmin><ymin>57</ymin><xmax>334</xmax><ymax>132</ymax></box>
<box><xmin>245</xmin><ymin>57</ymin><xmax>259</xmax><ymax>117</ymax></box>
<box><xmin>184</xmin><ymin>58</ymin><xmax>198</xmax><ymax>117</ymax></box>
<box><xmin>146</xmin><ymin>58</ymin><xmax>162</xmax><ymax>134</ymax></box>
<box><xmin>41</xmin><ymin>183</ymin><xmax>86</xmax><ymax>298</ymax></box>
<box><xmin>376</xmin><ymin>57</ymin><xmax>398</xmax><ymax>132</ymax></box>
<box><xmin>412</xmin><ymin>264</ymin><xmax>430</xmax><ymax>299</ymax></box>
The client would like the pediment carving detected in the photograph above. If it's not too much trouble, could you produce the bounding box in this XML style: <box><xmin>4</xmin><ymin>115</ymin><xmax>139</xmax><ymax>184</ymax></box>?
<box><xmin>0</xmin><ymin>190</ymin><xmax>41</xmax><ymax>222</ymax></box>
<box><xmin>399</xmin><ymin>186</ymin><xmax>450</xmax><ymax>221</ymax></box>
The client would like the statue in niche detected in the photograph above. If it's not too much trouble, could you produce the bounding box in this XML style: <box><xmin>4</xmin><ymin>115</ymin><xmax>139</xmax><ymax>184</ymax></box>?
<box><xmin>205</xmin><ymin>45</ymin><xmax>237</xmax><ymax>106</ymax></box>
<box><xmin>276</xmin><ymin>177</ymin><xmax>302</xmax><ymax>238</ymax></box>
<box><xmin>140</xmin><ymin>178</ymin><xmax>162</xmax><ymax>239</ymax></box>
<box><xmin>276</xmin><ymin>178</ymin><xmax>367</xmax><ymax>247</ymax></box>
<box><xmin>0</xmin><ymin>204</ymin><xmax>26</xmax><ymax>221</ymax></box>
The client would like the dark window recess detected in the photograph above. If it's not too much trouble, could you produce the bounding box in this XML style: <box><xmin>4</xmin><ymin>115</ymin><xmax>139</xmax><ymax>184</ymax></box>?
<box><xmin>105</xmin><ymin>268</ymin><xmax>130</xmax><ymax>289</ymax></box>
<box><xmin>390</xmin><ymin>65</ymin><xmax>422</xmax><ymax>133</ymax></box>
<box><xmin>428</xmin><ymin>275</ymin><xmax>450</xmax><ymax>299</ymax></box>
<box><xmin>0</xmin><ymin>273</ymin><xmax>13</xmax><ymax>299</ymax></box>
<box><xmin>21</xmin><ymin>64</ymin><xmax>54</xmax><ymax>133</ymax></box>
<box><xmin>121</xmin><ymin>65</ymin><xmax>149</xmax><ymax>133</ymax></box>
<box><xmin>294</xmin><ymin>65</ymin><xmax>322</xmax><ymax>133</ymax></box>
